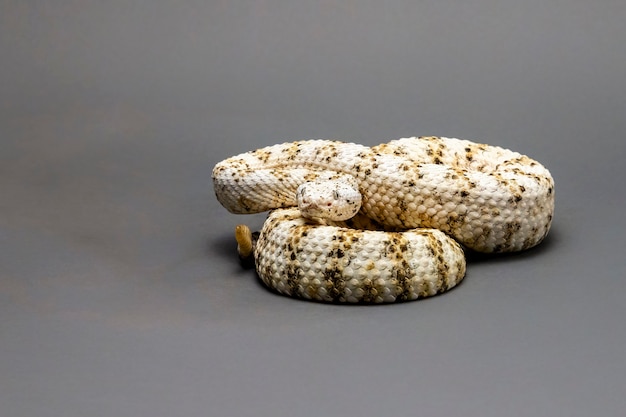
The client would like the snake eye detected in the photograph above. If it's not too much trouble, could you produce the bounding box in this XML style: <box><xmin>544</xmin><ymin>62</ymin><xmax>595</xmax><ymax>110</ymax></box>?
<box><xmin>333</xmin><ymin>190</ymin><xmax>339</xmax><ymax>200</ymax></box>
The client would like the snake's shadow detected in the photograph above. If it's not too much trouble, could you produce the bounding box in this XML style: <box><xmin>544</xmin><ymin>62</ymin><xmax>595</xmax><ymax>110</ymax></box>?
<box><xmin>208</xmin><ymin>232</ymin><xmax>256</xmax><ymax>270</ymax></box>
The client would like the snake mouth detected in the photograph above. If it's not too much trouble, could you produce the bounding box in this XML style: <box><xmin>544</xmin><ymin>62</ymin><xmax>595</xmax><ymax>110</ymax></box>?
<box><xmin>299</xmin><ymin>203</ymin><xmax>325</xmax><ymax>219</ymax></box>
<box><xmin>300</xmin><ymin>201</ymin><xmax>333</xmax><ymax>210</ymax></box>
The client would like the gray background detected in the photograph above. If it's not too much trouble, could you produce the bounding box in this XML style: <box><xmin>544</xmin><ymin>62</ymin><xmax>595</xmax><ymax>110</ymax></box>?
<box><xmin>1</xmin><ymin>1</ymin><xmax>625</xmax><ymax>416</ymax></box>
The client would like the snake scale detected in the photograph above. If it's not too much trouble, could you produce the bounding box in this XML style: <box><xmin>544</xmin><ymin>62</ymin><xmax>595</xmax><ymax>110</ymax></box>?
<box><xmin>212</xmin><ymin>136</ymin><xmax>554</xmax><ymax>303</ymax></box>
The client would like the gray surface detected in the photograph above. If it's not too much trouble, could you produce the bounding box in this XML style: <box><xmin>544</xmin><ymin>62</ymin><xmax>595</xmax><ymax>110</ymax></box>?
<box><xmin>1</xmin><ymin>1</ymin><xmax>625</xmax><ymax>416</ymax></box>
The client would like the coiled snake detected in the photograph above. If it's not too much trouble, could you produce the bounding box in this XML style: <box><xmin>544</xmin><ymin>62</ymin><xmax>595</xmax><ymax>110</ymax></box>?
<box><xmin>212</xmin><ymin>137</ymin><xmax>554</xmax><ymax>303</ymax></box>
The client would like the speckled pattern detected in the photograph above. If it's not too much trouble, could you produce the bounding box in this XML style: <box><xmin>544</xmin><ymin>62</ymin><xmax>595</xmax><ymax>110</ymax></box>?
<box><xmin>212</xmin><ymin>136</ymin><xmax>555</xmax><ymax>303</ymax></box>
<box><xmin>254</xmin><ymin>208</ymin><xmax>466</xmax><ymax>303</ymax></box>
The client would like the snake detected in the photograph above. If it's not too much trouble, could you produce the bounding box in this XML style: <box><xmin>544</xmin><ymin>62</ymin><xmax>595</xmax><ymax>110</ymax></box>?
<box><xmin>212</xmin><ymin>136</ymin><xmax>555</xmax><ymax>303</ymax></box>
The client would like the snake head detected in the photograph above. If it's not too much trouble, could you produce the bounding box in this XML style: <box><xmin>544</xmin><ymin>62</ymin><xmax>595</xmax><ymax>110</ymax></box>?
<box><xmin>296</xmin><ymin>177</ymin><xmax>362</xmax><ymax>222</ymax></box>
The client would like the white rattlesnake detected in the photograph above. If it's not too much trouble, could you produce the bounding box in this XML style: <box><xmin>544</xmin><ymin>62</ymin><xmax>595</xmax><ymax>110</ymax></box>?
<box><xmin>212</xmin><ymin>136</ymin><xmax>554</xmax><ymax>303</ymax></box>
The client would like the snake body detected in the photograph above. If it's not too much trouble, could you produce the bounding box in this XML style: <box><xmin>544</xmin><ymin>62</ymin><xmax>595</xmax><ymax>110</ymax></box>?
<box><xmin>212</xmin><ymin>137</ymin><xmax>554</xmax><ymax>303</ymax></box>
